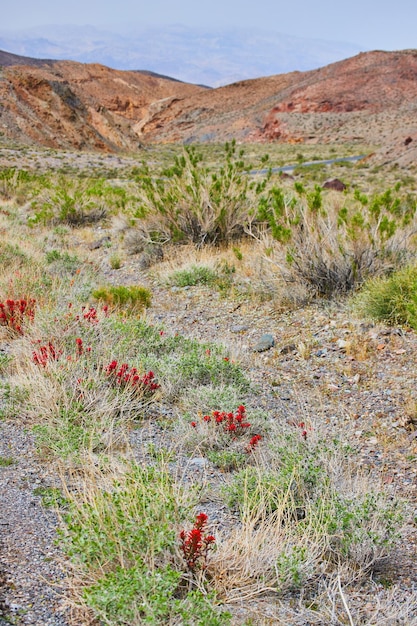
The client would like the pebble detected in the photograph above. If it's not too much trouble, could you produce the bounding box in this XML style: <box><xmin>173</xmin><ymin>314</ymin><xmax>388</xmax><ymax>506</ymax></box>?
<box><xmin>230</xmin><ymin>324</ymin><xmax>249</xmax><ymax>333</ymax></box>
<box><xmin>188</xmin><ymin>457</ymin><xmax>209</xmax><ymax>469</ymax></box>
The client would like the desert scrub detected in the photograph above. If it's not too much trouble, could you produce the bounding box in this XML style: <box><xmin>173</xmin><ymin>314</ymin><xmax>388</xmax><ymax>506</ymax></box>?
<box><xmin>256</xmin><ymin>182</ymin><xmax>417</xmax><ymax>296</ymax></box>
<box><xmin>45</xmin><ymin>249</ymin><xmax>81</xmax><ymax>277</ymax></box>
<box><xmin>352</xmin><ymin>264</ymin><xmax>417</xmax><ymax>328</ymax></box>
<box><xmin>106</xmin><ymin>317</ymin><xmax>248</xmax><ymax>400</ymax></box>
<box><xmin>60</xmin><ymin>462</ymin><xmax>230</xmax><ymax>625</ymax></box>
<box><xmin>169</xmin><ymin>264</ymin><xmax>220</xmax><ymax>287</ymax></box>
<box><xmin>28</xmin><ymin>175</ymin><xmax>114</xmax><ymax>226</ymax></box>
<box><xmin>0</xmin><ymin>167</ymin><xmax>48</xmax><ymax>204</ymax></box>
<box><xmin>131</xmin><ymin>140</ymin><xmax>268</xmax><ymax>245</ymax></box>
<box><xmin>0</xmin><ymin>242</ymin><xmax>30</xmax><ymax>269</ymax></box>
<box><xmin>210</xmin><ymin>429</ymin><xmax>403</xmax><ymax>601</ymax></box>
<box><xmin>92</xmin><ymin>284</ymin><xmax>152</xmax><ymax>311</ymax></box>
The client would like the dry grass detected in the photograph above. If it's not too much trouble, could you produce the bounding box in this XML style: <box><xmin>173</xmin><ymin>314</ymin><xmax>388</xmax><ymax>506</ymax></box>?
<box><xmin>0</xmin><ymin>150</ymin><xmax>416</xmax><ymax>625</ymax></box>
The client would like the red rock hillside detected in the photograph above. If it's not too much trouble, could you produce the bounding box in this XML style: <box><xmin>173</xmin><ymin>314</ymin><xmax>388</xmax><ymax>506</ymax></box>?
<box><xmin>1</xmin><ymin>49</ymin><xmax>417</xmax><ymax>152</ymax></box>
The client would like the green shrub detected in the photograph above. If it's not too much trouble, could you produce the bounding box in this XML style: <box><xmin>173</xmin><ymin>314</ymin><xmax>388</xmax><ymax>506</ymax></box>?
<box><xmin>170</xmin><ymin>265</ymin><xmax>220</xmax><ymax>287</ymax></box>
<box><xmin>133</xmin><ymin>141</ymin><xmax>267</xmax><ymax>245</ymax></box>
<box><xmin>257</xmin><ymin>183</ymin><xmax>417</xmax><ymax>296</ymax></box>
<box><xmin>92</xmin><ymin>285</ymin><xmax>152</xmax><ymax>310</ymax></box>
<box><xmin>61</xmin><ymin>463</ymin><xmax>230</xmax><ymax>625</ymax></box>
<box><xmin>30</xmin><ymin>176</ymin><xmax>108</xmax><ymax>226</ymax></box>
<box><xmin>45</xmin><ymin>249</ymin><xmax>80</xmax><ymax>274</ymax></box>
<box><xmin>353</xmin><ymin>265</ymin><xmax>417</xmax><ymax>328</ymax></box>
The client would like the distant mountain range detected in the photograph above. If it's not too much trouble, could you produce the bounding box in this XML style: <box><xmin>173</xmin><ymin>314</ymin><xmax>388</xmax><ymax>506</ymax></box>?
<box><xmin>0</xmin><ymin>24</ymin><xmax>365</xmax><ymax>86</ymax></box>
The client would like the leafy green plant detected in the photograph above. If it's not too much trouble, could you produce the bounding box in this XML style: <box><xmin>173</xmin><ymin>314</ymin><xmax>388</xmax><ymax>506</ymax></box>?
<box><xmin>0</xmin><ymin>382</ymin><xmax>29</xmax><ymax>420</ymax></box>
<box><xmin>33</xmin><ymin>486</ymin><xmax>67</xmax><ymax>508</ymax></box>
<box><xmin>45</xmin><ymin>249</ymin><xmax>80</xmax><ymax>274</ymax></box>
<box><xmin>206</xmin><ymin>449</ymin><xmax>247</xmax><ymax>471</ymax></box>
<box><xmin>60</xmin><ymin>463</ymin><xmax>229</xmax><ymax>624</ymax></box>
<box><xmin>170</xmin><ymin>265</ymin><xmax>219</xmax><ymax>287</ymax></box>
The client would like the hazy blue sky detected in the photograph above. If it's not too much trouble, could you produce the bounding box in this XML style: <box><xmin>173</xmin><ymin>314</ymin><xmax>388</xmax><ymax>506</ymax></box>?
<box><xmin>2</xmin><ymin>0</ymin><xmax>416</xmax><ymax>50</ymax></box>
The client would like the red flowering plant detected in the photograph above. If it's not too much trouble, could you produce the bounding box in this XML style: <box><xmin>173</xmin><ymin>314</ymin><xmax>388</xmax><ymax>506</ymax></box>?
<box><xmin>179</xmin><ymin>512</ymin><xmax>216</xmax><ymax>571</ymax></box>
<box><xmin>32</xmin><ymin>341</ymin><xmax>62</xmax><ymax>367</ymax></box>
<box><xmin>288</xmin><ymin>419</ymin><xmax>310</xmax><ymax>440</ymax></box>
<box><xmin>0</xmin><ymin>298</ymin><xmax>36</xmax><ymax>336</ymax></box>
<box><xmin>33</xmin><ymin>338</ymin><xmax>91</xmax><ymax>367</ymax></box>
<box><xmin>105</xmin><ymin>360</ymin><xmax>160</xmax><ymax>397</ymax></box>
<box><xmin>191</xmin><ymin>405</ymin><xmax>262</xmax><ymax>456</ymax></box>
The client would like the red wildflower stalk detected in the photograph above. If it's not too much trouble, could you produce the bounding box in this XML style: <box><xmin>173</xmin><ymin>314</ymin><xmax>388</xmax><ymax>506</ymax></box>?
<box><xmin>246</xmin><ymin>434</ymin><xmax>262</xmax><ymax>453</ymax></box>
<box><xmin>105</xmin><ymin>360</ymin><xmax>160</xmax><ymax>395</ymax></box>
<box><xmin>75</xmin><ymin>338</ymin><xmax>83</xmax><ymax>356</ymax></box>
<box><xmin>32</xmin><ymin>341</ymin><xmax>62</xmax><ymax>367</ymax></box>
<box><xmin>179</xmin><ymin>513</ymin><xmax>216</xmax><ymax>570</ymax></box>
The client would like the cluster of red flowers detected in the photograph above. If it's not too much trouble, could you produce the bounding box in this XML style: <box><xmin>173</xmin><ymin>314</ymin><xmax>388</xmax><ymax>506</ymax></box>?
<box><xmin>81</xmin><ymin>306</ymin><xmax>99</xmax><ymax>324</ymax></box>
<box><xmin>203</xmin><ymin>405</ymin><xmax>251</xmax><ymax>435</ymax></box>
<box><xmin>191</xmin><ymin>405</ymin><xmax>262</xmax><ymax>453</ymax></box>
<box><xmin>246</xmin><ymin>433</ymin><xmax>262</xmax><ymax>452</ymax></box>
<box><xmin>0</xmin><ymin>298</ymin><xmax>36</xmax><ymax>335</ymax></box>
<box><xmin>179</xmin><ymin>512</ymin><xmax>216</xmax><ymax>570</ymax></box>
<box><xmin>33</xmin><ymin>337</ymin><xmax>91</xmax><ymax>366</ymax></box>
<box><xmin>32</xmin><ymin>341</ymin><xmax>62</xmax><ymax>367</ymax></box>
<box><xmin>105</xmin><ymin>360</ymin><xmax>160</xmax><ymax>395</ymax></box>
<box><xmin>65</xmin><ymin>304</ymin><xmax>109</xmax><ymax>325</ymax></box>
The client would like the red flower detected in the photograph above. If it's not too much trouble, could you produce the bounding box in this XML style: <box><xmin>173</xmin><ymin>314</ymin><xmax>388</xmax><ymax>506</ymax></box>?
<box><xmin>195</xmin><ymin>512</ymin><xmax>208</xmax><ymax>528</ymax></box>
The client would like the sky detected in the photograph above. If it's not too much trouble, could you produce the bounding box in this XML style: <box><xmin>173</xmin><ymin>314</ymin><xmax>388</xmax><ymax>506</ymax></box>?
<box><xmin>2</xmin><ymin>0</ymin><xmax>417</xmax><ymax>50</ymax></box>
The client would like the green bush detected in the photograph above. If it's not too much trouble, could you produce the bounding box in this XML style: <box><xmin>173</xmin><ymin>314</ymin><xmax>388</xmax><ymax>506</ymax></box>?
<box><xmin>92</xmin><ymin>285</ymin><xmax>152</xmax><ymax>310</ymax></box>
<box><xmin>170</xmin><ymin>265</ymin><xmax>219</xmax><ymax>287</ymax></box>
<box><xmin>353</xmin><ymin>265</ymin><xmax>417</xmax><ymax>328</ymax></box>
<box><xmin>133</xmin><ymin>141</ymin><xmax>267</xmax><ymax>245</ymax></box>
<box><xmin>30</xmin><ymin>176</ymin><xmax>109</xmax><ymax>226</ymax></box>
<box><xmin>257</xmin><ymin>183</ymin><xmax>417</xmax><ymax>296</ymax></box>
<box><xmin>61</xmin><ymin>463</ymin><xmax>230</xmax><ymax>625</ymax></box>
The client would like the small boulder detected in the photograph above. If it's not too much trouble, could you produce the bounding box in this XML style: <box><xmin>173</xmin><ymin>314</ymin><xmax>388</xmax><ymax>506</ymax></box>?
<box><xmin>322</xmin><ymin>178</ymin><xmax>346</xmax><ymax>192</ymax></box>
<box><xmin>253</xmin><ymin>333</ymin><xmax>275</xmax><ymax>352</ymax></box>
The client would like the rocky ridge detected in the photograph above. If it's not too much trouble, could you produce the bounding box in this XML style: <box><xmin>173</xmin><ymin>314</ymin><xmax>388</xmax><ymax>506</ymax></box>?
<box><xmin>1</xmin><ymin>49</ymin><xmax>417</xmax><ymax>164</ymax></box>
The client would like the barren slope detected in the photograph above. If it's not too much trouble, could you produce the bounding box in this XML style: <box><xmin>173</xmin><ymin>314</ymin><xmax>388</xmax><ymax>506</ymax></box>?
<box><xmin>1</xmin><ymin>49</ymin><xmax>417</xmax><ymax>157</ymax></box>
<box><xmin>0</xmin><ymin>57</ymin><xmax>205</xmax><ymax>151</ymax></box>
<box><xmin>139</xmin><ymin>50</ymin><xmax>417</xmax><ymax>147</ymax></box>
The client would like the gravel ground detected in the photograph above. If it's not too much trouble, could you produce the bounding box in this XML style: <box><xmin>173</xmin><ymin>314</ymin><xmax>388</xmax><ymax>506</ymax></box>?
<box><xmin>1</xmin><ymin>253</ymin><xmax>417</xmax><ymax>624</ymax></box>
